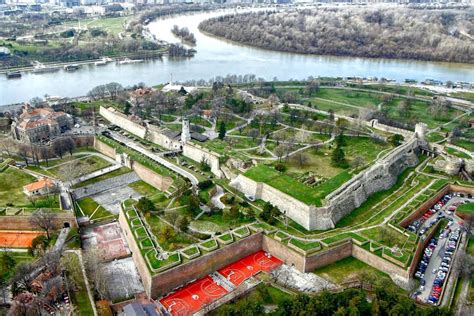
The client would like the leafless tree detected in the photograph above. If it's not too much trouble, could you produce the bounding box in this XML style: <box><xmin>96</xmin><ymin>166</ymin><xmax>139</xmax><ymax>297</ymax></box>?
<box><xmin>274</xmin><ymin>144</ymin><xmax>286</xmax><ymax>162</ymax></box>
<box><xmin>292</xmin><ymin>152</ymin><xmax>309</xmax><ymax>167</ymax></box>
<box><xmin>83</xmin><ymin>247</ymin><xmax>109</xmax><ymax>300</ymax></box>
<box><xmin>30</xmin><ymin>210</ymin><xmax>57</xmax><ymax>240</ymax></box>
<box><xmin>166</xmin><ymin>212</ymin><xmax>180</xmax><ymax>228</ymax></box>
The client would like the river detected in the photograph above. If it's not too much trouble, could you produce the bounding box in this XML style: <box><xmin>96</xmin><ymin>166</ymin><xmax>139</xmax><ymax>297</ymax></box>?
<box><xmin>1</xmin><ymin>9</ymin><xmax>473</xmax><ymax>107</ymax></box>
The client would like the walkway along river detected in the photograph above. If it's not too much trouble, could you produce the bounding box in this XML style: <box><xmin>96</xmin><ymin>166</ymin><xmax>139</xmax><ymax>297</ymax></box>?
<box><xmin>1</xmin><ymin>9</ymin><xmax>473</xmax><ymax>107</ymax></box>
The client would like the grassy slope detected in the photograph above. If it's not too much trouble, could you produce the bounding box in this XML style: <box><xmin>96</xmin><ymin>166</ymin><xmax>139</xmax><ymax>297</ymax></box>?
<box><xmin>313</xmin><ymin>256</ymin><xmax>390</xmax><ymax>284</ymax></box>
<box><xmin>0</xmin><ymin>167</ymin><xmax>36</xmax><ymax>207</ymax></box>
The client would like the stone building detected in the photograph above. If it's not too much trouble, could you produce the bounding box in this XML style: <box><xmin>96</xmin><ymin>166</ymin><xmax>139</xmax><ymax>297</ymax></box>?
<box><xmin>11</xmin><ymin>104</ymin><xmax>73</xmax><ymax>144</ymax></box>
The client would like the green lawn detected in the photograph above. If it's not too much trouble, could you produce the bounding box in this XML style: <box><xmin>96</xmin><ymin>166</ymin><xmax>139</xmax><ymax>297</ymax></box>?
<box><xmin>457</xmin><ymin>203</ymin><xmax>474</xmax><ymax>215</ymax></box>
<box><xmin>128</xmin><ymin>180</ymin><xmax>166</xmax><ymax>203</ymax></box>
<box><xmin>63</xmin><ymin>16</ymin><xmax>129</xmax><ymax>36</ymax></box>
<box><xmin>313</xmin><ymin>256</ymin><xmax>390</xmax><ymax>284</ymax></box>
<box><xmin>75</xmin><ymin>197</ymin><xmax>113</xmax><ymax>220</ymax></box>
<box><xmin>446</xmin><ymin>147</ymin><xmax>471</xmax><ymax>159</ymax></box>
<box><xmin>244</xmin><ymin>164</ymin><xmax>351</xmax><ymax>206</ymax></box>
<box><xmin>47</xmin><ymin>155</ymin><xmax>111</xmax><ymax>180</ymax></box>
<box><xmin>451</xmin><ymin>139</ymin><xmax>474</xmax><ymax>152</ymax></box>
<box><xmin>0</xmin><ymin>252</ymin><xmax>35</xmax><ymax>281</ymax></box>
<box><xmin>360</xmin><ymin>226</ymin><xmax>408</xmax><ymax>248</ymax></box>
<box><xmin>0</xmin><ymin>167</ymin><xmax>36</xmax><ymax>207</ymax></box>
<box><xmin>146</xmin><ymin>251</ymin><xmax>180</xmax><ymax>271</ymax></box>
<box><xmin>146</xmin><ymin>215</ymin><xmax>194</xmax><ymax>251</ymax></box>
<box><xmin>289</xmin><ymin>238</ymin><xmax>321</xmax><ymax>251</ymax></box>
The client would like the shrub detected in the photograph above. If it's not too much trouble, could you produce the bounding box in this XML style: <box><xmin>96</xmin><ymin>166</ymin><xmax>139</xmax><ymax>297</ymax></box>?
<box><xmin>198</xmin><ymin>180</ymin><xmax>213</xmax><ymax>190</ymax></box>
<box><xmin>136</xmin><ymin>197</ymin><xmax>156</xmax><ymax>214</ymax></box>
<box><xmin>274</xmin><ymin>163</ymin><xmax>286</xmax><ymax>172</ymax></box>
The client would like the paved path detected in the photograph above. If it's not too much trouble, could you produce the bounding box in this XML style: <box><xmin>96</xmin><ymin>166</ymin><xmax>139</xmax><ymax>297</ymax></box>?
<box><xmin>72</xmin><ymin>172</ymin><xmax>139</xmax><ymax>200</ymax></box>
<box><xmin>211</xmin><ymin>185</ymin><xmax>225</xmax><ymax>210</ymax></box>
<box><xmin>109</xmin><ymin>131</ymin><xmax>199</xmax><ymax>187</ymax></box>
<box><xmin>68</xmin><ymin>164</ymin><xmax>122</xmax><ymax>187</ymax></box>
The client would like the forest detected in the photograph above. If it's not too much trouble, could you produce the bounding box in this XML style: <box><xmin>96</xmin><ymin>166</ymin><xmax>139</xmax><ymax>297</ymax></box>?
<box><xmin>199</xmin><ymin>8</ymin><xmax>473</xmax><ymax>63</ymax></box>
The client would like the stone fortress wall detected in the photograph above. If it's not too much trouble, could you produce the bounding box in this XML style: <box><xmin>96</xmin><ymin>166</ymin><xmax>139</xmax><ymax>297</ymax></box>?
<box><xmin>99</xmin><ymin>106</ymin><xmax>147</xmax><ymax>138</ymax></box>
<box><xmin>182</xmin><ymin>142</ymin><xmax>222</xmax><ymax>178</ymax></box>
<box><xmin>231</xmin><ymin>128</ymin><xmax>426</xmax><ymax>230</ymax></box>
<box><xmin>99</xmin><ymin>106</ymin><xmax>222</xmax><ymax>178</ymax></box>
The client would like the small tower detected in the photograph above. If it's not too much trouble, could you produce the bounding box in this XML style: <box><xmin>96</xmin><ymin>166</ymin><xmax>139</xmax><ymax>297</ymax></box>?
<box><xmin>181</xmin><ymin>117</ymin><xmax>191</xmax><ymax>143</ymax></box>
<box><xmin>415</xmin><ymin>123</ymin><xmax>427</xmax><ymax>140</ymax></box>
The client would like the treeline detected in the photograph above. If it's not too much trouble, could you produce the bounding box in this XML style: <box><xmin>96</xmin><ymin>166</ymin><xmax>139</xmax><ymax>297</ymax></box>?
<box><xmin>168</xmin><ymin>43</ymin><xmax>196</xmax><ymax>57</ymax></box>
<box><xmin>215</xmin><ymin>287</ymin><xmax>452</xmax><ymax>316</ymax></box>
<box><xmin>199</xmin><ymin>8</ymin><xmax>474</xmax><ymax>63</ymax></box>
<box><xmin>171</xmin><ymin>25</ymin><xmax>197</xmax><ymax>45</ymax></box>
<box><xmin>1</xmin><ymin>37</ymin><xmax>163</xmax><ymax>69</ymax></box>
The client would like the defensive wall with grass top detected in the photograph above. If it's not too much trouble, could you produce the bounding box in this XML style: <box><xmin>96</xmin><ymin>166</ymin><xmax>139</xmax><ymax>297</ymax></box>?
<box><xmin>99</xmin><ymin>106</ymin><xmax>223</xmax><ymax>177</ymax></box>
<box><xmin>93</xmin><ymin>137</ymin><xmax>173</xmax><ymax>191</ymax></box>
<box><xmin>232</xmin><ymin>135</ymin><xmax>424</xmax><ymax>230</ymax></box>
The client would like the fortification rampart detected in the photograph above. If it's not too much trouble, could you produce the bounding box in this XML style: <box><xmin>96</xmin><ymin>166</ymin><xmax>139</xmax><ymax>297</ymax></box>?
<box><xmin>183</xmin><ymin>143</ymin><xmax>222</xmax><ymax>178</ymax></box>
<box><xmin>231</xmin><ymin>138</ymin><xmax>421</xmax><ymax>230</ymax></box>
<box><xmin>100</xmin><ymin>107</ymin><xmax>147</xmax><ymax>138</ymax></box>
<box><xmin>0</xmin><ymin>213</ymin><xmax>77</xmax><ymax>230</ymax></box>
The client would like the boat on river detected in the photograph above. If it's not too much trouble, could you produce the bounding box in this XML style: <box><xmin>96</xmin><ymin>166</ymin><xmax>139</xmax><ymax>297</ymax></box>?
<box><xmin>95</xmin><ymin>57</ymin><xmax>113</xmax><ymax>66</ymax></box>
<box><xmin>6</xmin><ymin>71</ymin><xmax>21</xmax><ymax>79</ymax></box>
<box><xmin>32</xmin><ymin>63</ymin><xmax>60</xmax><ymax>74</ymax></box>
<box><xmin>117</xmin><ymin>58</ymin><xmax>144</xmax><ymax>65</ymax></box>
<box><xmin>64</xmin><ymin>64</ymin><xmax>80</xmax><ymax>72</ymax></box>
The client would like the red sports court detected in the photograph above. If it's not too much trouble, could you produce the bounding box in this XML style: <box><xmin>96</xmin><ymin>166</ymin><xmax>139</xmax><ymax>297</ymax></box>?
<box><xmin>159</xmin><ymin>251</ymin><xmax>282</xmax><ymax>315</ymax></box>
<box><xmin>218</xmin><ymin>250</ymin><xmax>282</xmax><ymax>286</ymax></box>
<box><xmin>159</xmin><ymin>276</ymin><xmax>228</xmax><ymax>316</ymax></box>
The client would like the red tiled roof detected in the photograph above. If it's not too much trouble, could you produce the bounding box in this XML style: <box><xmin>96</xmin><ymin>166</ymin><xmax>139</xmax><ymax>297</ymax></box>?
<box><xmin>23</xmin><ymin>177</ymin><xmax>55</xmax><ymax>192</ymax></box>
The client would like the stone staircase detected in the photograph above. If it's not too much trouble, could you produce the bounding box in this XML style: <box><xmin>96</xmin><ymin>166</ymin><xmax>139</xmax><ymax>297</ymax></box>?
<box><xmin>210</xmin><ymin>272</ymin><xmax>235</xmax><ymax>292</ymax></box>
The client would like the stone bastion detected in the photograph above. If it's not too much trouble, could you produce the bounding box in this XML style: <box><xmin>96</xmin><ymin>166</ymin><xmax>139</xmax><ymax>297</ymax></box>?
<box><xmin>231</xmin><ymin>136</ymin><xmax>424</xmax><ymax>230</ymax></box>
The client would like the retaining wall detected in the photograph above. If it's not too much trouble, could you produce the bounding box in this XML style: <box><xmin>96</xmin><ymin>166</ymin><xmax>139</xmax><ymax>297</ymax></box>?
<box><xmin>0</xmin><ymin>213</ymin><xmax>77</xmax><ymax>230</ymax></box>
<box><xmin>100</xmin><ymin>107</ymin><xmax>146</xmax><ymax>138</ymax></box>
<box><xmin>352</xmin><ymin>244</ymin><xmax>410</xmax><ymax>282</ymax></box>
<box><xmin>261</xmin><ymin>235</ymin><xmax>306</xmax><ymax>271</ymax></box>
<box><xmin>399</xmin><ymin>185</ymin><xmax>450</xmax><ymax>228</ymax></box>
<box><xmin>305</xmin><ymin>241</ymin><xmax>353</xmax><ymax>272</ymax></box>
<box><xmin>131</xmin><ymin>161</ymin><xmax>173</xmax><ymax>192</ymax></box>
<box><xmin>183</xmin><ymin>143</ymin><xmax>222</xmax><ymax>178</ymax></box>
<box><xmin>93</xmin><ymin>138</ymin><xmax>116</xmax><ymax>159</ymax></box>
<box><xmin>150</xmin><ymin>233</ymin><xmax>263</xmax><ymax>298</ymax></box>
<box><xmin>118</xmin><ymin>209</ymin><xmax>153</xmax><ymax>297</ymax></box>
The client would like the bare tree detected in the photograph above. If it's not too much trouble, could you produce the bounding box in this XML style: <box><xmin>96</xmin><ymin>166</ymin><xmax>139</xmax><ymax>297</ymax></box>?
<box><xmin>274</xmin><ymin>144</ymin><xmax>286</xmax><ymax>162</ymax></box>
<box><xmin>30</xmin><ymin>210</ymin><xmax>57</xmax><ymax>240</ymax></box>
<box><xmin>166</xmin><ymin>212</ymin><xmax>180</xmax><ymax>228</ymax></box>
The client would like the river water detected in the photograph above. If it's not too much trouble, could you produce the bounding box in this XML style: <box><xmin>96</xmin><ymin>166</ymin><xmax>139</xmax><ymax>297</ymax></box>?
<box><xmin>1</xmin><ymin>9</ymin><xmax>473</xmax><ymax>107</ymax></box>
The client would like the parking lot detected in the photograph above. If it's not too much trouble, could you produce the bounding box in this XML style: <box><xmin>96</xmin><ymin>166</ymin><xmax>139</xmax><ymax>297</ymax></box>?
<box><xmin>411</xmin><ymin>192</ymin><xmax>473</xmax><ymax>305</ymax></box>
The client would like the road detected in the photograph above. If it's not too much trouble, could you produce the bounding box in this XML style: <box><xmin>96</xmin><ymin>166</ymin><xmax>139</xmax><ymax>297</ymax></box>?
<box><xmin>108</xmin><ymin>131</ymin><xmax>199</xmax><ymax>187</ymax></box>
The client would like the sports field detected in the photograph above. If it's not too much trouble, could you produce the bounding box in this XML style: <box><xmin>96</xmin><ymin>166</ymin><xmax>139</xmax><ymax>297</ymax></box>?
<box><xmin>218</xmin><ymin>251</ymin><xmax>283</xmax><ymax>286</ymax></box>
<box><xmin>159</xmin><ymin>251</ymin><xmax>283</xmax><ymax>315</ymax></box>
<box><xmin>0</xmin><ymin>230</ymin><xmax>45</xmax><ymax>248</ymax></box>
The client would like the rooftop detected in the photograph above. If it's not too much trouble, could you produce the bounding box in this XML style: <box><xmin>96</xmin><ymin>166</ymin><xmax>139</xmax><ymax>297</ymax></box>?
<box><xmin>23</xmin><ymin>177</ymin><xmax>56</xmax><ymax>192</ymax></box>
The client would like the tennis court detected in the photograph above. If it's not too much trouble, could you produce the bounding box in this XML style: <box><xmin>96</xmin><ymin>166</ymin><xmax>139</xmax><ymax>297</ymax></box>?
<box><xmin>0</xmin><ymin>230</ymin><xmax>45</xmax><ymax>248</ymax></box>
